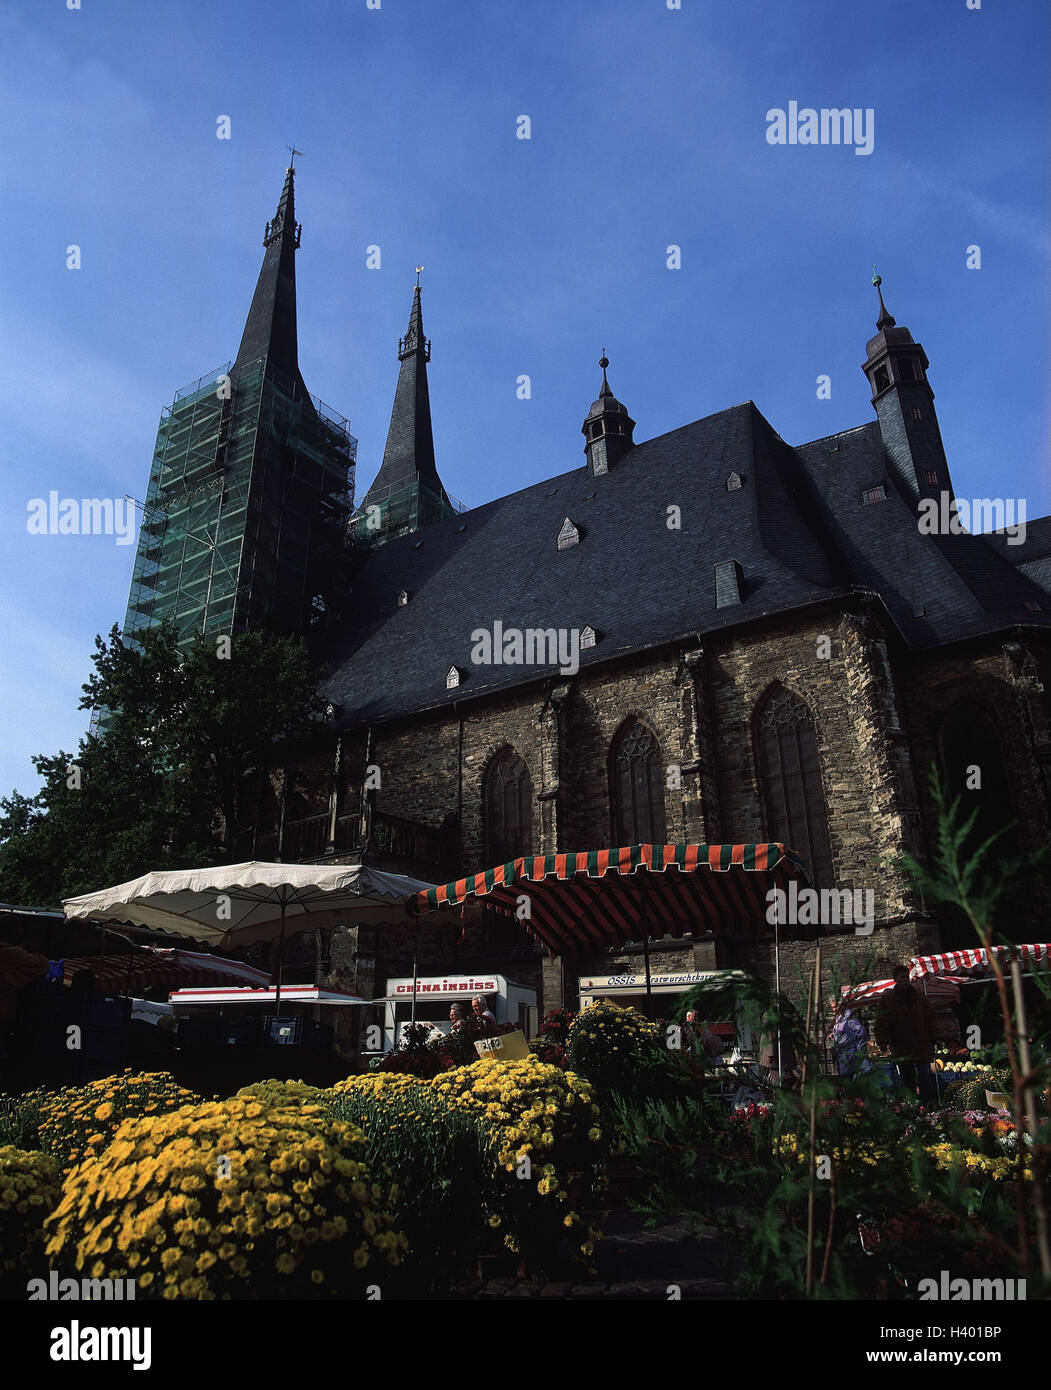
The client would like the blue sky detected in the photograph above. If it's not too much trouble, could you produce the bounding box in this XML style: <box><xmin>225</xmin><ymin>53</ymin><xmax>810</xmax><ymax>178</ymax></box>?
<box><xmin>1</xmin><ymin>0</ymin><xmax>1048</xmax><ymax>798</ymax></box>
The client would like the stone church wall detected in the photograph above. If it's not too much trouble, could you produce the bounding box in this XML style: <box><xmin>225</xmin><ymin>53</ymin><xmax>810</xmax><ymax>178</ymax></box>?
<box><xmin>264</xmin><ymin>609</ymin><xmax>1050</xmax><ymax>1020</ymax></box>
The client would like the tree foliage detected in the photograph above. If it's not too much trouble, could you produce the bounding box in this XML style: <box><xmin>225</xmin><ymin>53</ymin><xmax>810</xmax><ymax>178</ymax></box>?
<box><xmin>0</xmin><ymin>623</ymin><xmax>325</xmax><ymax>905</ymax></box>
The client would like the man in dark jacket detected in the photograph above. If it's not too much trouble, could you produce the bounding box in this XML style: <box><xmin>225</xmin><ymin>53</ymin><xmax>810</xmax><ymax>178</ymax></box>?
<box><xmin>875</xmin><ymin>966</ymin><xmax>937</xmax><ymax>1102</ymax></box>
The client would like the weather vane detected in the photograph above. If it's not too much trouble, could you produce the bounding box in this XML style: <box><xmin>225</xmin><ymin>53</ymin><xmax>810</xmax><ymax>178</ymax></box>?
<box><xmin>872</xmin><ymin>263</ymin><xmax>881</xmax><ymax>287</ymax></box>
<box><xmin>287</xmin><ymin>145</ymin><xmax>304</xmax><ymax>168</ymax></box>
<box><xmin>415</xmin><ymin>265</ymin><xmax>424</xmax><ymax>287</ymax></box>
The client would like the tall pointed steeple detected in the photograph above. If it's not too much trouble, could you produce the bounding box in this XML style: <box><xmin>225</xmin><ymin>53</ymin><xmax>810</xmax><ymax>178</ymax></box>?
<box><xmin>234</xmin><ymin>163</ymin><xmax>302</xmax><ymax>380</ymax></box>
<box><xmin>357</xmin><ymin>279</ymin><xmax>453</xmax><ymax>541</ymax></box>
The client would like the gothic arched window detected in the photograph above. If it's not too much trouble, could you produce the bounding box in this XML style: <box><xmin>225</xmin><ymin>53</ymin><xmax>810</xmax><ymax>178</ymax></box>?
<box><xmin>940</xmin><ymin>700</ymin><xmax>1014</xmax><ymax>853</ymax></box>
<box><xmin>485</xmin><ymin>749</ymin><xmax>533</xmax><ymax>864</ymax></box>
<box><xmin>755</xmin><ymin>687</ymin><xmax>834</xmax><ymax>888</ymax></box>
<box><xmin>610</xmin><ymin>718</ymin><xmax>667</xmax><ymax>845</ymax></box>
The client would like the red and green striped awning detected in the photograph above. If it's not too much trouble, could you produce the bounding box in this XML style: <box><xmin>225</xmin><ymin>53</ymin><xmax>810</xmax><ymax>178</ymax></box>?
<box><xmin>408</xmin><ymin>842</ymin><xmax>812</xmax><ymax>957</ymax></box>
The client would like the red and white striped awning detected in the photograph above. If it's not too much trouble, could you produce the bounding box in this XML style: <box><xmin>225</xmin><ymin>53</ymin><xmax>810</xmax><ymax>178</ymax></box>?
<box><xmin>910</xmin><ymin>943</ymin><xmax>1051</xmax><ymax>981</ymax></box>
<box><xmin>63</xmin><ymin>946</ymin><xmax>269</xmax><ymax>993</ymax></box>
<box><xmin>409</xmin><ymin>843</ymin><xmax>812</xmax><ymax>957</ymax></box>
<box><xmin>842</xmin><ymin>975</ymin><xmax>963</xmax><ymax>1005</ymax></box>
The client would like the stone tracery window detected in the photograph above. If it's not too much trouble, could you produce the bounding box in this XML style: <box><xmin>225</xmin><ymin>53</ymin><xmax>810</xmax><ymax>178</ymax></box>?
<box><xmin>610</xmin><ymin>717</ymin><xmax>667</xmax><ymax>845</ymax></box>
<box><xmin>755</xmin><ymin>687</ymin><xmax>834</xmax><ymax>888</ymax></box>
<box><xmin>485</xmin><ymin>748</ymin><xmax>533</xmax><ymax>864</ymax></box>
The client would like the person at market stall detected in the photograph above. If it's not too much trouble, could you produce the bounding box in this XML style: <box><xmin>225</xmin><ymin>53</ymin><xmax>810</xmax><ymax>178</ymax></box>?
<box><xmin>829</xmin><ymin>995</ymin><xmax>871</xmax><ymax>1076</ymax></box>
<box><xmin>449</xmin><ymin>1002</ymin><xmax>469</xmax><ymax>1031</ymax></box>
<box><xmin>683</xmin><ymin>1008</ymin><xmax>725</xmax><ymax>1058</ymax></box>
<box><xmin>471</xmin><ymin>995</ymin><xmax>496</xmax><ymax>1029</ymax></box>
<box><xmin>875</xmin><ymin>966</ymin><xmax>937</xmax><ymax>1101</ymax></box>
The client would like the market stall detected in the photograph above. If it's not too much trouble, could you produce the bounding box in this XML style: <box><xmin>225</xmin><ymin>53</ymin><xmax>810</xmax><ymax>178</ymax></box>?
<box><xmin>410</xmin><ymin>840</ymin><xmax>813</xmax><ymax>982</ymax></box>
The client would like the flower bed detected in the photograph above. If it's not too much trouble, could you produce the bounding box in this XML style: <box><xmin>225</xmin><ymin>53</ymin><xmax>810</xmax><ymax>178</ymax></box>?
<box><xmin>0</xmin><ymin>1146</ymin><xmax>62</xmax><ymax>1296</ymax></box>
<box><xmin>44</xmin><ymin>1097</ymin><xmax>406</xmax><ymax>1299</ymax></box>
<box><xmin>430</xmin><ymin>1056</ymin><xmax>605</xmax><ymax>1258</ymax></box>
<box><xmin>234</xmin><ymin>1079</ymin><xmax>328</xmax><ymax>1108</ymax></box>
<box><xmin>328</xmin><ymin>1073</ymin><xmax>497</xmax><ymax>1275</ymax></box>
<box><xmin>566</xmin><ymin>1000</ymin><xmax>662</xmax><ymax>1097</ymax></box>
<box><xmin>27</xmin><ymin>1071</ymin><xmax>202</xmax><ymax>1170</ymax></box>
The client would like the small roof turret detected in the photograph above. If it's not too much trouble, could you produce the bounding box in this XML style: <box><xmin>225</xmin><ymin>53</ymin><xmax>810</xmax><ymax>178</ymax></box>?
<box><xmin>582</xmin><ymin>351</ymin><xmax>635</xmax><ymax>476</ymax></box>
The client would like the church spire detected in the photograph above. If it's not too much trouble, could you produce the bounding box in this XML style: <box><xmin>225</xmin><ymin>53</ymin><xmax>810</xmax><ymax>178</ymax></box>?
<box><xmin>234</xmin><ymin>163</ymin><xmax>302</xmax><ymax>379</ymax></box>
<box><xmin>357</xmin><ymin>279</ymin><xmax>452</xmax><ymax>537</ymax></box>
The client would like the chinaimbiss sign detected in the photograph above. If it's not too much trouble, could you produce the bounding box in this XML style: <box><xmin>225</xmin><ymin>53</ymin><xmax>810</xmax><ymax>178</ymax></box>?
<box><xmin>390</xmin><ymin>975</ymin><xmax>500</xmax><ymax>996</ymax></box>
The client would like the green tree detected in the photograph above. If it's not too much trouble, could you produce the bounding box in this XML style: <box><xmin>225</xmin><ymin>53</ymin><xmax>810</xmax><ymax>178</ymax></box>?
<box><xmin>0</xmin><ymin>624</ymin><xmax>325</xmax><ymax>905</ymax></box>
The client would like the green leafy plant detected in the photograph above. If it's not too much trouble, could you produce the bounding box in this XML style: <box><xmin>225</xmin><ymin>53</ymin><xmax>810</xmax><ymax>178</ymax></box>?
<box><xmin>0</xmin><ymin>1093</ymin><xmax>44</xmax><ymax>1151</ymax></box>
<box><xmin>326</xmin><ymin>1073</ymin><xmax>497</xmax><ymax>1283</ymax></box>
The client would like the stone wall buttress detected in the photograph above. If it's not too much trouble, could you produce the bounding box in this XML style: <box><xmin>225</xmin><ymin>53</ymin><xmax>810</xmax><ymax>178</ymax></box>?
<box><xmin>678</xmin><ymin>647</ymin><xmax>721</xmax><ymax>841</ymax></box>
<box><xmin>839</xmin><ymin>609</ymin><xmax>924</xmax><ymax>921</ymax></box>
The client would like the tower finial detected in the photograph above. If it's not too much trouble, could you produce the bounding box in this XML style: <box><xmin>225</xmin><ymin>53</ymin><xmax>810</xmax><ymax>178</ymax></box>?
<box><xmin>871</xmin><ymin>264</ymin><xmax>895</xmax><ymax>330</ymax></box>
<box><xmin>415</xmin><ymin>265</ymin><xmax>424</xmax><ymax>288</ymax></box>
<box><xmin>286</xmin><ymin>144</ymin><xmax>304</xmax><ymax>170</ymax></box>
<box><xmin>599</xmin><ymin>348</ymin><xmax>611</xmax><ymax>395</ymax></box>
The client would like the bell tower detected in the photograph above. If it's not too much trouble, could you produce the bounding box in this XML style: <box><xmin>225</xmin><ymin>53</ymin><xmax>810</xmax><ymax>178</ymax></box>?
<box><xmin>582</xmin><ymin>352</ymin><xmax>636</xmax><ymax>476</ymax></box>
<box><xmin>862</xmin><ymin>272</ymin><xmax>954</xmax><ymax>503</ymax></box>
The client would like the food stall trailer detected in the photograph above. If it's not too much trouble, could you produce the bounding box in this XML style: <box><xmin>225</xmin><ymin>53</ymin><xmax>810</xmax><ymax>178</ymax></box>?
<box><xmin>371</xmin><ymin>973</ymin><xmax>538</xmax><ymax>1055</ymax></box>
<box><xmin>168</xmin><ymin>984</ymin><xmax>367</xmax><ymax>1085</ymax></box>
<box><xmin>577</xmin><ymin>967</ymin><xmax>747</xmax><ymax>1046</ymax></box>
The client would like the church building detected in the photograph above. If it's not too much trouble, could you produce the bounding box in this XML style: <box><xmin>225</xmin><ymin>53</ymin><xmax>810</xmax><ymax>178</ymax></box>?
<box><xmin>119</xmin><ymin>167</ymin><xmax>1051</xmax><ymax>1028</ymax></box>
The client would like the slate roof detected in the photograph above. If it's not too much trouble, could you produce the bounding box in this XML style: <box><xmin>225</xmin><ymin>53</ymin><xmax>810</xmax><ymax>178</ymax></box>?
<box><xmin>794</xmin><ymin>424</ymin><xmax>1051</xmax><ymax>644</ymax></box>
<box><xmin>319</xmin><ymin>402</ymin><xmax>1050</xmax><ymax>727</ymax></box>
<box><xmin>984</xmin><ymin>516</ymin><xmax>1051</xmax><ymax>596</ymax></box>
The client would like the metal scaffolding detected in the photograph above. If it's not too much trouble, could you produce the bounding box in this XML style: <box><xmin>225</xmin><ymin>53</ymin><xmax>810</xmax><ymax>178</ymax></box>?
<box><xmin>351</xmin><ymin>477</ymin><xmax>465</xmax><ymax>547</ymax></box>
<box><xmin>122</xmin><ymin>353</ymin><xmax>356</xmax><ymax>651</ymax></box>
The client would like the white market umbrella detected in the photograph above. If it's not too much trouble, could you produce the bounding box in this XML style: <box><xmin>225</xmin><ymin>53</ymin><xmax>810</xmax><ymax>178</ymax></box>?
<box><xmin>63</xmin><ymin>861</ymin><xmax>437</xmax><ymax>1006</ymax></box>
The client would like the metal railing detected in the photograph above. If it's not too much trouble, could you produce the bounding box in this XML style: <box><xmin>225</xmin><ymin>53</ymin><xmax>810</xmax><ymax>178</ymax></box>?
<box><xmin>242</xmin><ymin>809</ymin><xmax>442</xmax><ymax>867</ymax></box>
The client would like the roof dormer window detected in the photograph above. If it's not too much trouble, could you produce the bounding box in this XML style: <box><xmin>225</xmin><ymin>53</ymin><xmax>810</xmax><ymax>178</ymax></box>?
<box><xmin>397</xmin><ymin>589</ymin><xmax>410</xmax><ymax>607</ymax></box>
<box><xmin>580</xmin><ymin>625</ymin><xmax>598</xmax><ymax>649</ymax></box>
<box><xmin>446</xmin><ymin>665</ymin><xmax>463</xmax><ymax>688</ymax></box>
<box><xmin>557</xmin><ymin>517</ymin><xmax>581</xmax><ymax>550</ymax></box>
